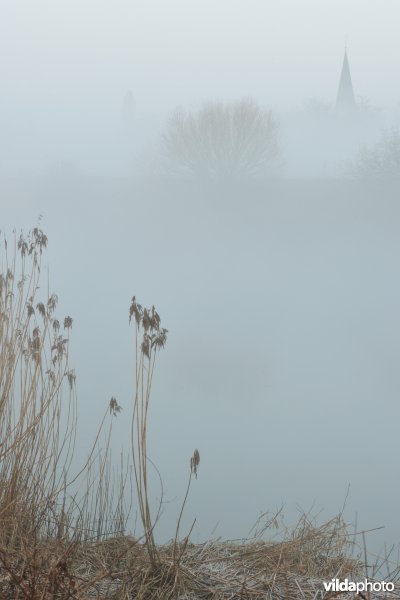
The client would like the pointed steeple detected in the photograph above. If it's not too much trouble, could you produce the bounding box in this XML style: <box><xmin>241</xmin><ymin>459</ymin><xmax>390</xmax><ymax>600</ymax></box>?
<box><xmin>336</xmin><ymin>48</ymin><xmax>356</xmax><ymax>111</ymax></box>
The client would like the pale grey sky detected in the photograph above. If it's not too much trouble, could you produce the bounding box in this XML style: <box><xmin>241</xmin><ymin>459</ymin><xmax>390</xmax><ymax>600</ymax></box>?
<box><xmin>0</xmin><ymin>0</ymin><xmax>399</xmax><ymax>112</ymax></box>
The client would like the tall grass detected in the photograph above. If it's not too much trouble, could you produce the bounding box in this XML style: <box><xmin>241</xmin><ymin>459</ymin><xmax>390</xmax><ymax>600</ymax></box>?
<box><xmin>0</xmin><ymin>227</ymin><xmax>76</xmax><ymax>546</ymax></box>
<box><xmin>129</xmin><ymin>298</ymin><xmax>167</xmax><ymax>567</ymax></box>
<box><xmin>0</xmin><ymin>227</ymin><xmax>131</xmax><ymax>596</ymax></box>
<box><xmin>0</xmin><ymin>226</ymin><xmax>201</xmax><ymax>597</ymax></box>
<box><xmin>0</xmin><ymin>226</ymin><xmax>390</xmax><ymax>599</ymax></box>
<box><xmin>128</xmin><ymin>297</ymin><xmax>200</xmax><ymax>570</ymax></box>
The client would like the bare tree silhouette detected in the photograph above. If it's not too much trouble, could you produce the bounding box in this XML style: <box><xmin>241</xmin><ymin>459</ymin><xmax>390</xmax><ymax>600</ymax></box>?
<box><xmin>161</xmin><ymin>98</ymin><xmax>280</xmax><ymax>180</ymax></box>
<box><xmin>349</xmin><ymin>128</ymin><xmax>400</xmax><ymax>180</ymax></box>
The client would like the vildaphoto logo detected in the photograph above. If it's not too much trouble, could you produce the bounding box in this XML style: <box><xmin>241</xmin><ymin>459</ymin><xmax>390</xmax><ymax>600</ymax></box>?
<box><xmin>323</xmin><ymin>578</ymin><xmax>395</xmax><ymax>593</ymax></box>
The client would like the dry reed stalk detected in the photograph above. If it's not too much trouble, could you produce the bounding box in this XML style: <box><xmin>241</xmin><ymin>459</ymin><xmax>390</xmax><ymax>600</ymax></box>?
<box><xmin>0</xmin><ymin>227</ymin><xmax>131</xmax><ymax>597</ymax></box>
<box><xmin>0</xmin><ymin>227</ymin><xmax>396</xmax><ymax>599</ymax></box>
<box><xmin>129</xmin><ymin>298</ymin><xmax>168</xmax><ymax>568</ymax></box>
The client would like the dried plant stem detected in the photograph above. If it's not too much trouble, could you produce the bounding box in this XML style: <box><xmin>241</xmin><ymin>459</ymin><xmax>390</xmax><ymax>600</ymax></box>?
<box><xmin>129</xmin><ymin>298</ymin><xmax>168</xmax><ymax>567</ymax></box>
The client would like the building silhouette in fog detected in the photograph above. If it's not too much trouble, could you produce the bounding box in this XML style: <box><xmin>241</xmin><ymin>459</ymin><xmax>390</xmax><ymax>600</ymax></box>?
<box><xmin>336</xmin><ymin>48</ymin><xmax>356</xmax><ymax>111</ymax></box>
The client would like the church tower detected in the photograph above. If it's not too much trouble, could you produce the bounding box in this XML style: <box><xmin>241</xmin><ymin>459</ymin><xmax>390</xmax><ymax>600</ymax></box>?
<box><xmin>336</xmin><ymin>48</ymin><xmax>356</xmax><ymax>111</ymax></box>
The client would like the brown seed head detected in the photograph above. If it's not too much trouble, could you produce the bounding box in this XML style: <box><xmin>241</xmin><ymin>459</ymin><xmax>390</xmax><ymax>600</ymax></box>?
<box><xmin>47</xmin><ymin>294</ymin><xmax>58</xmax><ymax>313</ymax></box>
<box><xmin>36</xmin><ymin>302</ymin><xmax>46</xmax><ymax>318</ymax></box>
<box><xmin>109</xmin><ymin>397</ymin><xmax>122</xmax><ymax>416</ymax></box>
<box><xmin>190</xmin><ymin>449</ymin><xmax>200</xmax><ymax>479</ymax></box>
<box><xmin>152</xmin><ymin>328</ymin><xmax>168</xmax><ymax>350</ymax></box>
<box><xmin>129</xmin><ymin>296</ymin><xmax>143</xmax><ymax>326</ymax></box>
<box><xmin>66</xmin><ymin>370</ymin><xmax>76</xmax><ymax>390</ymax></box>
<box><xmin>141</xmin><ymin>333</ymin><xmax>150</xmax><ymax>358</ymax></box>
<box><xmin>64</xmin><ymin>316</ymin><xmax>73</xmax><ymax>330</ymax></box>
<box><xmin>142</xmin><ymin>308</ymin><xmax>151</xmax><ymax>332</ymax></box>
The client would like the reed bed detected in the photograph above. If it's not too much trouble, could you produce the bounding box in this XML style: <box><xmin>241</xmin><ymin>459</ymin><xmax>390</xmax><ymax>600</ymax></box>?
<box><xmin>0</xmin><ymin>516</ymin><xmax>397</xmax><ymax>599</ymax></box>
<box><xmin>0</xmin><ymin>226</ymin><xmax>398</xmax><ymax>599</ymax></box>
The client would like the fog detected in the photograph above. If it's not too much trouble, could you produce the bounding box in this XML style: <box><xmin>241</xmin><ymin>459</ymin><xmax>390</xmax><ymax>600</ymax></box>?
<box><xmin>2</xmin><ymin>0</ymin><xmax>400</xmax><ymax>561</ymax></box>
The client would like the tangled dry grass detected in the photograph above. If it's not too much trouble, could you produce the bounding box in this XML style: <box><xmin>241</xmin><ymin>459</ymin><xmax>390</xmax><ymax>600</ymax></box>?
<box><xmin>0</xmin><ymin>225</ymin><xmax>398</xmax><ymax>599</ymax></box>
<box><xmin>0</xmin><ymin>516</ymin><xmax>399</xmax><ymax>599</ymax></box>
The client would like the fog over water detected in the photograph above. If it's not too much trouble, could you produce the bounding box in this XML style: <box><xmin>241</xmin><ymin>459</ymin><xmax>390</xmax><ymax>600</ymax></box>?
<box><xmin>2</xmin><ymin>0</ymin><xmax>400</xmax><ymax>560</ymax></box>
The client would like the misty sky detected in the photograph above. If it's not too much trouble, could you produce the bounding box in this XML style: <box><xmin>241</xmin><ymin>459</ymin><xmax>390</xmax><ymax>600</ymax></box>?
<box><xmin>1</xmin><ymin>0</ymin><xmax>400</xmax><ymax>114</ymax></box>
<box><xmin>2</xmin><ymin>0</ymin><xmax>400</xmax><ymax>176</ymax></box>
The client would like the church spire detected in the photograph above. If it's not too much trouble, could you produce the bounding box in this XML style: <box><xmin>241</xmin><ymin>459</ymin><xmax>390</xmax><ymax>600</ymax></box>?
<box><xmin>336</xmin><ymin>48</ymin><xmax>356</xmax><ymax>111</ymax></box>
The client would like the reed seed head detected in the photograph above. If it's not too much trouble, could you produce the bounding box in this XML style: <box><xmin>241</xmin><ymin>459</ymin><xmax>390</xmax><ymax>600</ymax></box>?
<box><xmin>190</xmin><ymin>449</ymin><xmax>200</xmax><ymax>479</ymax></box>
<box><xmin>47</xmin><ymin>294</ymin><xmax>58</xmax><ymax>314</ymax></box>
<box><xmin>141</xmin><ymin>333</ymin><xmax>150</xmax><ymax>358</ymax></box>
<box><xmin>130</xmin><ymin>297</ymin><xmax>168</xmax><ymax>353</ymax></box>
<box><xmin>129</xmin><ymin>296</ymin><xmax>143</xmax><ymax>325</ymax></box>
<box><xmin>64</xmin><ymin>316</ymin><xmax>73</xmax><ymax>330</ymax></box>
<box><xmin>66</xmin><ymin>370</ymin><xmax>76</xmax><ymax>390</ymax></box>
<box><xmin>36</xmin><ymin>302</ymin><xmax>46</xmax><ymax>319</ymax></box>
<box><xmin>109</xmin><ymin>397</ymin><xmax>122</xmax><ymax>417</ymax></box>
